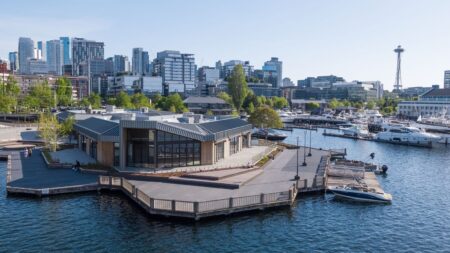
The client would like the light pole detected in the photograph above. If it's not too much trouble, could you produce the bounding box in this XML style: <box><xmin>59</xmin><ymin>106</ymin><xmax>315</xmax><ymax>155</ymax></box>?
<box><xmin>302</xmin><ymin>130</ymin><xmax>307</xmax><ymax>166</ymax></box>
<box><xmin>294</xmin><ymin>136</ymin><xmax>300</xmax><ymax>180</ymax></box>
<box><xmin>308</xmin><ymin>127</ymin><xmax>312</xmax><ymax>156</ymax></box>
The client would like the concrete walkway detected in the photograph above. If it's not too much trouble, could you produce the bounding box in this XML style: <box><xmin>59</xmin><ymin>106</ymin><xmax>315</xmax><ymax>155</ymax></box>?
<box><xmin>5</xmin><ymin>149</ymin><xmax>97</xmax><ymax>189</ymax></box>
<box><xmin>130</xmin><ymin>147</ymin><xmax>329</xmax><ymax>202</ymax></box>
<box><xmin>50</xmin><ymin>149</ymin><xmax>96</xmax><ymax>165</ymax></box>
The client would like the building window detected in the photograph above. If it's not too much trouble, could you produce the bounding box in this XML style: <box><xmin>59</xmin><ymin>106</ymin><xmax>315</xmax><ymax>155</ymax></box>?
<box><xmin>215</xmin><ymin>142</ymin><xmax>224</xmax><ymax>162</ymax></box>
<box><xmin>90</xmin><ymin>141</ymin><xmax>97</xmax><ymax>159</ymax></box>
<box><xmin>126</xmin><ymin>128</ymin><xmax>201</xmax><ymax>169</ymax></box>
<box><xmin>80</xmin><ymin>135</ymin><xmax>86</xmax><ymax>152</ymax></box>
<box><xmin>230</xmin><ymin>136</ymin><xmax>239</xmax><ymax>155</ymax></box>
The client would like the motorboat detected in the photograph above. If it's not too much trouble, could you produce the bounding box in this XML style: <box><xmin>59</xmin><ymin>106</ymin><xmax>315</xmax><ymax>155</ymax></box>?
<box><xmin>340</xmin><ymin>124</ymin><xmax>370</xmax><ymax>138</ymax></box>
<box><xmin>278</xmin><ymin>111</ymin><xmax>296</xmax><ymax>124</ymax></box>
<box><xmin>252</xmin><ymin>128</ymin><xmax>287</xmax><ymax>141</ymax></box>
<box><xmin>329</xmin><ymin>184</ymin><xmax>392</xmax><ymax>204</ymax></box>
<box><xmin>375</xmin><ymin>123</ymin><xmax>441</xmax><ymax>147</ymax></box>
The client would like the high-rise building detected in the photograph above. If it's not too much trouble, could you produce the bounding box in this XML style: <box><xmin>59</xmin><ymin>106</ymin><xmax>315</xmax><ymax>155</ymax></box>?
<box><xmin>198</xmin><ymin>66</ymin><xmax>220</xmax><ymax>83</ymax></box>
<box><xmin>132</xmin><ymin>48</ymin><xmax>150</xmax><ymax>75</ymax></box>
<box><xmin>59</xmin><ymin>37</ymin><xmax>71</xmax><ymax>65</ymax></box>
<box><xmin>215</xmin><ymin>60</ymin><xmax>223</xmax><ymax>78</ymax></box>
<box><xmin>105</xmin><ymin>57</ymin><xmax>114</xmax><ymax>75</ymax></box>
<box><xmin>72</xmin><ymin>38</ymin><xmax>104</xmax><ymax>76</ymax></box>
<box><xmin>18</xmin><ymin>37</ymin><xmax>35</xmax><ymax>74</ymax></box>
<box><xmin>37</xmin><ymin>41</ymin><xmax>46</xmax><ymax>59</ymax></box>
<box><xmin>153</xmin><ymin>50</ymin><xmax>196</xmax><ymax>92</ymax></box>
<box><xmin>113</xmin><ymin>55</ymin><xmax>126</xmax><ymax>74</ymax></box>
<box><xmin>27</xmin><ymin>58</ymin><xmax>48</xmax><ymax>74</ymax></box>
<box><xmin>8</xmin><ymin>52</ymin><xmax>18</xmax><ymax>72</ymax></box>
<box><xmin>223</xmin><ymin>60</ymin><xmax>253</xmax><ymax>78</ymax></box>
<box><xmin>46</xmin><ymin>40</ymin><xmax>63</xmax><ymax>75</ymax></box>
<box><xmin>124</xmin><ymin>56</ymin><xmax>131</xmax><ymax>72</ymax></box>
<box><xmin>444</xmin><ymin>70</ymin><xmax>450</xmax><ymax>89</ymax></box>
<box><xmin>262</xmin><ymin>57</ymin><xmax>282</xmax><ymax>88</ymax></box>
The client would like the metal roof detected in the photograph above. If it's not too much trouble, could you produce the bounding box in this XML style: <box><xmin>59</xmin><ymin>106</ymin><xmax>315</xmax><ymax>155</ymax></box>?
<box><xmin>183</xmin><ymin>96</ymin><xmax>227</xmax><ymax>104</ymax></box>
<box><xmin>422</xmin><ymin>88</ymin><xmax>450</xmax><ymax>97</ymax></box>
<box><xmin>74</xmin><ymin>117</ymin><xmax>119</xmax><ymax>141</ymax></box>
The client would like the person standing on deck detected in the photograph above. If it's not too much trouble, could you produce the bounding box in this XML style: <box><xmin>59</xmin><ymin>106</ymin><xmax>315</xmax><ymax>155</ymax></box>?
<box><xmin>23</xmin><ymin>148</ymin><xmax>28</xmax><ymax>158</ymax></box>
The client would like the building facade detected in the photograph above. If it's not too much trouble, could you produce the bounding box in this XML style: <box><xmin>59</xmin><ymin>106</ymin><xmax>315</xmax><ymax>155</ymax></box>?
<box><xmin>59</xmin><ymin>37</ymin><xmax>71</xmax><ymax>65</ymax></box>
<box><xmin>153</xmin><ymin>50</ymin><xmax>196</xmax><ymax>93</ymax></box>
<box><xmin>397</xmin><ymin>88</ymin><xmax>450</xmax><ymax>118</ymax></box>
<box><xmin>223</xmin><ymin>60</ymin><xmax>253</xmax><ymax>78</ymax></box>
<box><xmin>8</xmin><ymin>52</ymin><xmax>18</xmax><ymax>72</ymax></box>
<box><xmin>46</xmin><ymin>40</ymin><xmax>63</xmax><ymax>75</ymax></box>
<box><xmin>72</xmin><ymin>38</ymin><xmax>105</xmax><ymax>76</ymax></box>
<box><xmin>26</xmin><ymin>59</ymin><xmax>48</xmax><ymax>75</ymax></box>
<box><xmin>262</xmin><ymin>57</ymin><xmax>282</xmax><ymax>88</ymax></box>
<box><xmin>183</xmin><ymin>96</ymin><xmax>232</xmax><ymax>115</ymax></box>
<box><xmin>132</xmin><ymin>48</ymin><xmax>150</xmax><ymax>76</ymax></box>
<box><xmin>18</xmin><ymin>37</ymin><xmax>35</xmax><ymax>74</ymax></box>
<box><xmin>74</xmin><ymin>116</ymin><xmax>252</xmax><ymax>169</ymax></box>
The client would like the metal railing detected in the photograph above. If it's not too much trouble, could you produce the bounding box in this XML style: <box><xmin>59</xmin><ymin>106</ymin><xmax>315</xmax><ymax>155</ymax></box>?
<box><xmin>98</xmin><ymin>176</ymin><xmax>295</xmax><ymax>216</ymax></box>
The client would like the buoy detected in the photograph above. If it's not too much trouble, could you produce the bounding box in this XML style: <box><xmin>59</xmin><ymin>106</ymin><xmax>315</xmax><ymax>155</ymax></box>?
<box><xmin>381</xmin><ymin>165</ymin><xmax>388</xmax><ymax>174</ymax></box>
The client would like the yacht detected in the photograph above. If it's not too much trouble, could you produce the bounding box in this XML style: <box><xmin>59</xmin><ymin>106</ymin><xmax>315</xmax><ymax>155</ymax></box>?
<box><xmin>252</xmin><ymin>128</ymin><xmax>287</xmax><ymax>141</ymax></box>
<box><xmin>278</xmin><ymin>111</ymin><xmax>296</xmax><ymax>124</ymax></box>
<box><xmin>329</xmin><ymin>184</ymin><xmax>392</xmax><ymax>204</ymax></box>
<box><xmin>375</xmin><ymin>123</ymin><xmax>441</xmax><ymax>147</ymax></box>
<box><xmin>340</xmin><ymin>124</ymin><xmax>370</xmax><ymax>138</ymax></box>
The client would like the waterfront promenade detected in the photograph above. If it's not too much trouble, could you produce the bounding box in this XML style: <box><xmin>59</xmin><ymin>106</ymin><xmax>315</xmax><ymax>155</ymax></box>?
<box><xmin>2</xmin><ymin>149</ymin><xmax>98</xmax><ymax>196</ymax></box>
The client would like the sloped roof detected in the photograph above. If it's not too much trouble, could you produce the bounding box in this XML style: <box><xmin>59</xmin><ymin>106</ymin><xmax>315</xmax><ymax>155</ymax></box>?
<box><xmin>74</xmin><ymin>117</ymin><xmax>119</xmax><ymax>141</ymax></box>
<box><xmin>199</xmin><ymin>118</ymin><xmax>250</xmax><ymax>134</ymax></box>
<box><xmin>422</xmin><ymin>88</ymin><xmax>450</xmax><ymax>97</ymax></box>
<box><xmin>184</xmin><ymin>96</ymin><xmax>227</xmax><ymax>104</ymax></box>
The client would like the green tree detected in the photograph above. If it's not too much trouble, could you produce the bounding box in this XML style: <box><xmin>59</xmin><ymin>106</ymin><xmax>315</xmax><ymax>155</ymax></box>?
<box><xmin>24</xmin><ymin>81</ymin><xmax>55</xmax><ymax>111</ymax></box>
<box><xmin>38</xmin><ymin>113</ymin><xmax>61</xmax><ymax>152</ymax></box>
<box><xmin>248</xmin><ymin>105</ymin><xmax>283</xmax><ymax>129</ymax></box>
<box><xmin>206</xmin><ymin>109</ymin><xmax>214</xmax><ymax>116</ymax></box>
<box><xmin>247</xmin><ymin>102</ymin><xmax>255</xmax><ymax>114</ymax></box>
<box><xmin>131</xmin><ymin>93</ymin><xmax>152</xmax><ymax>108</ymax></box>
<box><xmin>217</xmin><ymin>91</ymin><xmax>233</xmax><ymax>106</ymax></box>
<box><xmin>88</xmin><ymin>93</ymin><xmax>102</xmax><ymax>109</ymax></box>
<box><xmin>227</xmin><ymin>65</ymin><xmax>249</xmax><ymax>111</ymax></box>
<box><xmin>166</xmin><ymin>93</ymin><xmax>188</xmax><ymax>112</ymax></box>
<box><xmin>272</xmin><ymin>96</ymin><xmax>288</xmax><ymax>109</ymax></box>
<box><xmin>328</xmin><ymin>98</ymin><xmax>341</xmax><ymax>109</ymax></box>
<box><xmin>60</xmin><ymin>116</ymin><xmax>75</xmax><ymax>137</ymax></box>
<box><xmin>366</xmin><ymin>100</ymin><xmax>376</xmax><ymax>110</ymax></box>
<box><xmin>0</xmin><ymin>95</ymin><xmax>16</xmax><ymax>113</ymax></box>
<box><xmin>55</xmin><ymin>77</ymin><xmax>73</xmax><ymax>106</ymax></box>
<box><xmin>306</xmin><ymin>102</ymin><xmax>320</xmax><ymax>111</ymax></box>
<box><xmin>115</xmin><ymin>91</ymin><xmax>133</xmax><ymax>108</ymax></box>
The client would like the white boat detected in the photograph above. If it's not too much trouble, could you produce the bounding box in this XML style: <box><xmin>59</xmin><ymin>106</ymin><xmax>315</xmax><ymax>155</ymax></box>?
<box><xmin>329</xmin><ymin>184</ymin><xmax>392</xmax><ymax>204</ymax></box>
<box><xmin>340</xmin><ymin>124</ymin><xmax>370</xmax><ymax>138</ymax></box>
<box><xmin>375</xmin><ymin>123</ymin><xmax>441</xmax><ymax>147</ymax></box>
<box><xmin>278</xmin><ymin>111</ymin><xmax>297</xmax><ymax>123</ymax></box>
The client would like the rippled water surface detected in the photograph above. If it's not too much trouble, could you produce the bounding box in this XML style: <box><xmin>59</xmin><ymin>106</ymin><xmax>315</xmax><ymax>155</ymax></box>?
<box><xmin>1</xmin><ymin>128</ymin><xmax>450</xmax><ymax>252</ymax></box>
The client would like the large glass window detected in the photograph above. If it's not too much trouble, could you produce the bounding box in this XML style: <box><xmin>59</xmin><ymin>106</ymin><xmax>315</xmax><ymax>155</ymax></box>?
<box><xmin>90</xmin><ymin>141</ymin><xmax>97</xmax><ymax>159</ymax></box>
<box><xmin>126</xmin><ymin>129</ymin><xmax>156</xmax><ymax>168</ymax></box>
<box><xmin>229</xmin><ymin>136</ymin><xmax>239</xmax><ymax>155</ymax></box>
<box><xmin>127</xmin><ymin>129</ymin><xmax>201</xmax><ymax>169</ymax></box>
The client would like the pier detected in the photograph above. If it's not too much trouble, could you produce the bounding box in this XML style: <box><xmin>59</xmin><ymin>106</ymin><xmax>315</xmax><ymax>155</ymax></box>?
<box><xmin>2</xmin><ymin>143</ymin><xmax>387</xmax><ymax>220</ymax></box>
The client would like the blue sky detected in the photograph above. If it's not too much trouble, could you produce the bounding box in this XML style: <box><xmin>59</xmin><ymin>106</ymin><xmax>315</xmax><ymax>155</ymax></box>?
<box><xmin>2</xmin><ymin>0</ymin><xmax>450</xmax><ymax>89</ymax></box>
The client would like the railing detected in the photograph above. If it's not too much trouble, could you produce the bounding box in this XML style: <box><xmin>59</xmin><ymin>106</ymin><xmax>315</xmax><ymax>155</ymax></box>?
<box><xmin>98</xmin><ymin>176</ymin><xmax>295</xmax><ymax>217</ymax></box>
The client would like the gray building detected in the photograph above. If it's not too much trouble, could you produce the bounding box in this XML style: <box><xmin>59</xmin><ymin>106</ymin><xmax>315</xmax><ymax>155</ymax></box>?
<box><xmin>8</xmin><ymin>52</ymin><xmax>18</xmax><ymax>72</ymax></box>
<box><xmin>398</xmin><ymin>88</ymin><xmax>450</xmax><ymax>118</ymax></box>
<box><xmin>18</xmin><ymin>37</ymin><xmax>35</xmax><ymax>74</ymax></box>
<box><xmin>132</xmin><ymin>48</ymin><xmax>150</xmax><ymax>76</ymax></box>
<box><xmin>444</xmin><ymin>70</ymin><xmax>450</xmax><ymax>89</ymax></box>
<box><xmin>27</xmin><ymin>58</ymin><xmax>48</xmax><ymax>74</ymax></box>
<box><xmin>198</xmin><ymin>66</ymin><xmax>220</xmax><ymax>83</ymax></box>
<box><xmin>113</xmin><ymin>55</ymin><xmax>127</xmax><ymax>74</ymax></box>
<box><xmin>59</xmin><ymin>37</ymin><xmax>71</xmax><ymax>65</ymax></box>
<box><xmin>46</xmin><ymin>40</ymin><xmax>63</xmax><ymax>75</ymax></box>
<box><xmin>262</xmin><ymin>57</ymin><xmax>282</xmax><ymax>88</ymax></box>
<box><xmin>72</xmin><ymin>38</ymin><xmax>104</xmax><ymax>76</ymax></box>
<box><xmin>298</xmin><ymin>75</ymin><xmax>345</xmax><ymax>88</ymax></box>
<box><xmin>153</xmin><ymin>50</ymin><xmax>196</xmax><ymax>93</ymax></box>
<box><xmin>223</xmin><ymin>60</ymin><xmax>253</xmax><ymax>78</ymax></box>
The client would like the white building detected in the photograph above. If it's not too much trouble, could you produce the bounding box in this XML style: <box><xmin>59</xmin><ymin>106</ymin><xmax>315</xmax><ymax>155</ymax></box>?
<box><xmin>153</xmin><ymin>50</ymin><xmax>196</xmax><ymax>93</ymax></box>
<box><xmin>397</xmin><ymin>88</ymin><xmax>450</xmax><ymax>118</ymax></box>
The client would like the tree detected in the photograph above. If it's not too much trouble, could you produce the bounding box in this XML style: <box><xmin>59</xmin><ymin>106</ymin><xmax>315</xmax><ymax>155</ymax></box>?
<box><xmin>0</xmin><ymin>95</ymin><xmax>16</xmax><ymax>113</ymax></box>
<box><xmin>328</xmin><ymin>98</ymin><xmax>341</xmax><ymax>109</ymax></box>
<box><xmin>38</xmin><ymin>113</ymin><xmax>61</xmax><ymax>152</ymax></box>
<box><xmin>217</xmin><ymin>92</ymin><xmax>233</xmax><ymax>107</ymax></box>
<box><xmin>24</xmin><ymin>81</ymin><xmax>54</xmax><ymax>111</ymax></box>
<box><xmin>131</xmin><ymin>93</ymin><xmax>152</xmax><ymax>108</ymax></box>
<box><xmin>247</xmin><ymin>102</ymin><xmax>255</xmax><ymax>114</ymax></box>
<box><xmin>115</xmin><ymin>91</ymin><xmax>133</xmax><ymax>108</ymax></box>
<box><xmin>272</xmin><ymin>96</ymin><xmax>288</xmax><ymax>109</ymax></box>
<box><xmin>306</xmin><ymin>102</ymin><xmax>320</xmax><ymax>111</ymax></box>
<box><xmin>166</xmin><ymin>93</ymin><xmax>187</xmax><ymax>112</ymax></box>
<box><xmin>60</xmin><ymin>116</ymin><xmax>75</xmax><ymax>137</ymax></box>
<box><xmin>206</xmin><ymin>109</ymin><xmax>214</xmax><ymax>116</ymax></box>
<box><xmin>88</xmin><ymin>93</ymin><xmax>102</xmax><ymax>109</ymax></box>
<box><xmin>248</xmin><ymin>105</ymin><xmax>283</xmax><ymax>129</ymax></box>
<box><xmin>366</xmin><ymin>100</ymin><xmax>376</xmax><ymax>110</ymax></box>
<box><xmin>227</xmin><ymin>65</ymin><xmax>249</xmax><ymax>111</ymax></box>
<box><xmin>55</xmin><ymin>77</ymin><xmax>72</xmax><ymax>106</ymax></box>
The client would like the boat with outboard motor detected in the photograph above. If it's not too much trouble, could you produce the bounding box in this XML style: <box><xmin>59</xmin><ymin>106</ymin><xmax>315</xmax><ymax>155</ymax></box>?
<box><xmin>329</xmin><ymin>183</ymin><xmax>392</xmax><ymax>204</ymax></box>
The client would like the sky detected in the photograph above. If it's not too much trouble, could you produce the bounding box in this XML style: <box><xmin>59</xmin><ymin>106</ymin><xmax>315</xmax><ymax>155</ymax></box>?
<box><xmin>1</xmin><ymin>0</ymin><xmax>450</xmax><ymax>90</ymax></box>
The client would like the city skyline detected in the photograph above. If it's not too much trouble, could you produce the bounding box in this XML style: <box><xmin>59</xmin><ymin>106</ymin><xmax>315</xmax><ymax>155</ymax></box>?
<box><xmin>2</xmin><ymin>0</ymin><xmax>450</xmax><ymax>89</ymax></box>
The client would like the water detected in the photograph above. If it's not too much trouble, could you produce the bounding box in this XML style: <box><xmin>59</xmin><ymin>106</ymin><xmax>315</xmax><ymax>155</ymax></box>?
<box><xmin>1</xmin><ymin>128</ymin><xmax>450</xmax><ymax>252</ymax></box>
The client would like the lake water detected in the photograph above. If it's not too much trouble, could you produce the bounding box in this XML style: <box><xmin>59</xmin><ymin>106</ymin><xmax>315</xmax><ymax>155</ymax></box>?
<box><xmin>1</xmin><ymin>128</ymin><xmax>450</xmax><ymax>252</ymax></box>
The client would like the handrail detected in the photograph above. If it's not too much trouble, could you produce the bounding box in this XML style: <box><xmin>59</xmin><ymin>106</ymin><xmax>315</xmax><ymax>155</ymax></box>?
<box><xmin>98</xmin><ymin>175</ymin><xmax>294</xmax><ymax>215</ymax></box>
